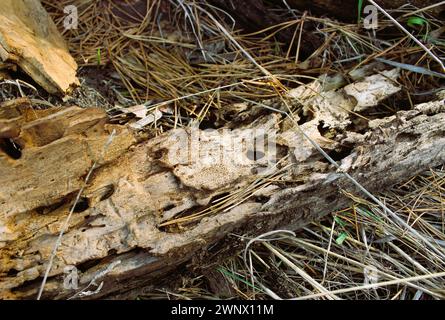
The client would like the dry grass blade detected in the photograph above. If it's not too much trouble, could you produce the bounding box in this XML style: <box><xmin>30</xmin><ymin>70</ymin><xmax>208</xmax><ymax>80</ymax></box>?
<box><xmin>367</xmin><ymin>0</ymin><xmax>445</xmax><ymax>72</ymax></box>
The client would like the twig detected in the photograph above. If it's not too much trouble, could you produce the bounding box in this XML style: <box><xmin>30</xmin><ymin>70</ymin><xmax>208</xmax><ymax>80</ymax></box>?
<box><xmin>400</xmin><ymin>1</ymin><xmax>445</xmax><ymax>18</ymax></box>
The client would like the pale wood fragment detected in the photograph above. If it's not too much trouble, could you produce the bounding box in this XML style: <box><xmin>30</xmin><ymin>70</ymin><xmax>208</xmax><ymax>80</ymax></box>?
<box><xmin>0</xmin><ymin>0</ymin><xmax>79</xmax><ymax>94</ymax></box>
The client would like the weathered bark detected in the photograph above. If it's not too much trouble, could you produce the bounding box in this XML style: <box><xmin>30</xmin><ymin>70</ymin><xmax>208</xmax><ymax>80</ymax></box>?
<box><xmin>1</xmin><ymin>72</ymin><xmax>444</xmax><ymax>299</ymax></box>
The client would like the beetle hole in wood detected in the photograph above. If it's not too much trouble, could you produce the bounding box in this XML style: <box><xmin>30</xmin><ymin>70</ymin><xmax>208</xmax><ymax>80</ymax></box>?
<box><xmin>99</xmin><ymin>184</ymin><xmax>115</xmax><ymax>201</ymax></box>
<box><xmin>317</xmin><ymin>120</ymin><xmax>330</xmax><ymax>137</ymax></box>
<box><xmin>163</xmin><ymin>203</ymin><xmax>176</xmax><ymax>211</ymax></box>
<box><xmin>35</xmin><ymin>199</ymin><xmax>67</xmax><ymax>215</ymax></box>
<box><xmin>76</xmin><ymin>257</ymin><xmax>102</xmax><ymax>272</ymax></box>
<box><xmin>254</xmin><ymin>195</ymin><xmax>270</xmax><ymax>204</ymax></box>
<box><xmin>297</xmin><ymin>108</ymin><xmax>314</xmax><ymax>125</ymax></box>
<box><xmin>152</xmin><ymin>149</ymin><xmax>165</xmax><ymax>160</ymax></box>
<box><xmin>0</xmin><ymin>138</ymin><xmax>22</xmax><ymax>159</ymax></box>
<box><xmin>73</xmin><ymin>197</ymin><xmax>90</xmax><ymax>213</ymax></box>
<box><xmin>7</xmin><ymin>268</ymin><xmax>19</xmax><ymax>277</ymax></box>
<box><xmin>320</xmin><ymin>147</ymin><xmax>352</xmax><ymax>164</ymax></box>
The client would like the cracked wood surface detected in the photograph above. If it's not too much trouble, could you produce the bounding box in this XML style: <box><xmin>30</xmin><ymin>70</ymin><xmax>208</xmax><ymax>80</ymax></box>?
<box><xmin>0</xmin><ymin>77</ymin><xmax>444</xmax><ymax>299</ymax></box>
<box><xmin>0</xmin><ymin>0</ymin><xmax>79</xmax><ymax>94</ymax></box>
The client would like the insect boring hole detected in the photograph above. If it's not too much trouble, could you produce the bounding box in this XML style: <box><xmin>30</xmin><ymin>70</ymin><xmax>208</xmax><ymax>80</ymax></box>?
<box><xmin>0</xmin><ymin>138</ymin><xmax>22</xmax><ymax>159</ymax></box>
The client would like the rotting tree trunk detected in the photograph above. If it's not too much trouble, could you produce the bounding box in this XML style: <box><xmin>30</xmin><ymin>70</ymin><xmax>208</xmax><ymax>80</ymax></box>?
<box><xmin>1</xmin><ymin>72</ymin><xmax>445</xmax><ymax>299</ymax></box>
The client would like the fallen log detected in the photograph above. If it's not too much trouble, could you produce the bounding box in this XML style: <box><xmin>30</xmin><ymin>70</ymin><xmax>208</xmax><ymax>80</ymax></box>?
<box><xmin>1</xmin><ymin>74</ymin><xmax>444</xmax><ymax>299</ymax></box>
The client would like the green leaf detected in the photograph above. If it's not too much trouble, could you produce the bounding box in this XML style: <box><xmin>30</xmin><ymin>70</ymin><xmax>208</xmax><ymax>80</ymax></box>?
<box><xmin>334</xmin><ymin>216</ymin><xmax>347</xmax><ymax>227</ymax></box>
<box><xmin>217</xmin><ymin>267</ymin><xmax>264</xmax><ymax>292</ymax></box>
<box><xmin>97</xmin><ymin>48</ymin><xmax>101</xmax><ymax>66</ymax></box>
<box><xmin>336</xmin><ymin>232</ymin><xmax>348</xmax><ymax>245</ymax></box>
<box><xmin>357</xmin><ymin>0</ymin><xmax>364</xmax><ymax>22</ymax></box>
<box><xmin>407</xmin><ymin>16</ymin><xmax>428</xmax><ymax>28</ymax></box>
<box><xmin>356</xmin><ymin>206</ymin><xmax>382</xmax><ymax>222</ymax></box>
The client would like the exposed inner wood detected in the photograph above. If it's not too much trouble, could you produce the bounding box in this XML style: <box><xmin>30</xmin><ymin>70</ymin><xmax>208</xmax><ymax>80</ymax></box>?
<box><xmin>0</xmin><ymin>0</ymin><xmax>79</xmax><ymax>94</ymax></box>
<box><xmin>1</xmin><ymin>71</ymin><xmax>444</xmax><ymax>299</ymax></box>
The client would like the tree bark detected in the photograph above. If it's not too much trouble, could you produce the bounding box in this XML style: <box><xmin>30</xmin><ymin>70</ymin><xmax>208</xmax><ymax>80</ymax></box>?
<box><xmin>1</xmin><ymin>73</ymin><xmax>444</xmax><ymax>299</ymax></box>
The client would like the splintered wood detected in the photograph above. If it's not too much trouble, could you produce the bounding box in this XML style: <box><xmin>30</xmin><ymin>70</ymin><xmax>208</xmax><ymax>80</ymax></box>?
<box><xmin>0</xmin><ymin>0</ymin><xmax>79</xmax><ymax>94</ymax></box>
<box><xmin>0</xmin><ymin>74</ymin><xmax>444</xmax><ymax>299</ymax></box>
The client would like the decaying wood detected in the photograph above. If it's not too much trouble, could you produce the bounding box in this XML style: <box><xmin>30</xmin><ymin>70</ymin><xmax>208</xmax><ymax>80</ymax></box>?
<box><xmin>0</xmin><ymin>0</ymin><xmax>79</xmax><ymax>94</ymax></box>
<box><xmin>1</xmin><ymin>72</ymin><xmax>444</xmax><ymax>299</ymax></box>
